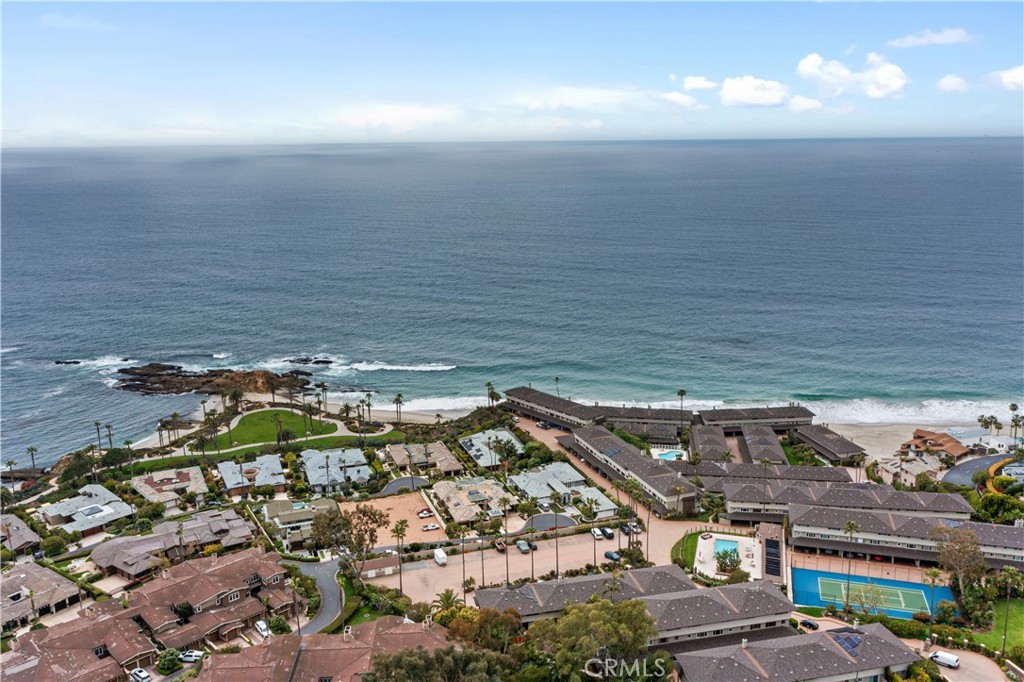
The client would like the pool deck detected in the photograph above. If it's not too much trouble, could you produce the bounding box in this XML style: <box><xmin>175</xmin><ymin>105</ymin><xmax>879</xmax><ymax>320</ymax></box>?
<box><xmin>695</xmin><ymin>531</ymin><xmax>762</xmax><ymax>579</ymax></box>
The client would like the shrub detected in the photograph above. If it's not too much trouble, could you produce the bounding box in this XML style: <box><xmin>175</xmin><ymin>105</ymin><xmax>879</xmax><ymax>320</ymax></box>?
<box><xmin>268</xmin><ymin>615</ymin><xmax>291</xmax><ymax>634</ymax></box>
<box><xmin>203</xmin><ymin>544</ymin><xmax>224</xmax><ymax>557</ymax></box>
<box><xmin>157</xmin><ymin>648</ymin><xmax>183</xmax><ymax>675</ymax></box>
<box><xmin>41</xmin><ymin>536</ymin><xmax>67</xmax><ymax>557</ymax></box>
<box><xmin>29</xmin><ymin>622</ymin><xmax>46</xmax><ymax>631</ymax></box>
<box><xmin>0</xmin><ymin>548</ymin><xmax>14</xmax><ymax>563</ymax></box>
<box><xmin>912</xmin><ymin>612</ymin><xmax>932</xmax><ymax>623</ymax></box>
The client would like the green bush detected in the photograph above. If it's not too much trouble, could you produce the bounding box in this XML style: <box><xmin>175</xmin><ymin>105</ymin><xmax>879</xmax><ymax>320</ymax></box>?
<box><xmin>268</xmin><ymin>615</ymin><xmax>291</xmax><ymax>634</ymax></box>
<box><xmin>41</xmin><ymin>536</ymin><xmax>67</xmax><ymax>557</ymax></box>
<box><xmin>157</xmin><ymin>648</ymin><xmax>183</xmax><ymax>675</ymax></box>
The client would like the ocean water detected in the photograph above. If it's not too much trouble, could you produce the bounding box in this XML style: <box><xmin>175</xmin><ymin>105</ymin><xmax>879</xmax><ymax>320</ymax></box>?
<box><xmin>2</xmin><ymin>139</ymin><xmax>1022</xmax><ymax>467</ymax></box>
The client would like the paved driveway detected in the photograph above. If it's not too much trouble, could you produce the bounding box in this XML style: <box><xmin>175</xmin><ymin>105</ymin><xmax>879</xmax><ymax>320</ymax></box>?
<box><xmin>283</xmin><ymin>558</ymin><xmax>342</xmax><ymax>633</ymax></box>
<box><xmin>941</xmin><ymin>455</ymin><xmax>1006</xmax><ymax>486</ymax></box>
<box><xmin>378</xmin><ymin>476</ymin><xmax>429</xmax><ymax>496</ymax></box>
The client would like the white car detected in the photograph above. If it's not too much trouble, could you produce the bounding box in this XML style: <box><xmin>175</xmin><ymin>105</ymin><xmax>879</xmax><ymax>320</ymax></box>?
<box><xmin>591</xmin><ymin>528</ymin><xmax>604</xmax><ymax>540</ymax></box>
<box><xmin>422</xmin><ymin>523</ymin><xmax>440</xmax><ymax>531</ymax></box>
<box><xmin>417</xmin><ymin>510</ymin><xmax>433</xmax><ymax>518</ymax></box>
<box><xmin>129</xmin><ymin>669</ymin><xmax>152</xmax><ymax>682</ymax></box>
<box><xmin>178</xmin><ymin>650</ymin><xmax>205</xmax><ymax>663</ymax></box>
<box><xmin>255</xmin><ymin>620</ymin><xmax>270</xmax><ymax>638</ymax></box>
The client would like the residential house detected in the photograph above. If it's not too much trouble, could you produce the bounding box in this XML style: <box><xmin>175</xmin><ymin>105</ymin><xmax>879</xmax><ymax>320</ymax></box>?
<box><xmin>262</xmin><ymin>499</ymin><xmax>336</xmax><ymax>552</ymax></box>
<box><xmin>876</xmin><ymin>455</ymin><xmax>942</xmax><ymax>488</ymax></box>
<box><xmin>508</xmin><ymin>462</ymin><xmax>617</xmax><ymax>518</ymax></box>
<box><xmin>196</xmin><ymin>618</ymin><xmax>451</xmax><ymax>682</ymax></box>
<box><xmin>39</xmin><ymin>484</ymin><xmax>133</xmax><ymax>536</ymax></box>
<box><xmin>1003</xmin><ymin>463</ymin><xmax>1024</xmax><ymax>485</ymax></box>
<box><xmin>130</xmin><ymin>466</ymin><xmax>208</xmax><ymax>509</ymax></box>
<box><xmin>900</xmin><ymin>430</ymin><xmax>969</xmax><ymax>461</ymax></box>
<box><xmin>385</xmin><ymin>442</ymin><xmax>463</xmax><ymax>476</ymax></box>
<box><xmin>432</xmin><ymin>477</ymin><xmax>519</xmax><ymax>525</ymax></box>
<box><xmin>1</xmin><ymin>514</ymin><xmax>41</xmax><ymax>556</ymax></box>
<box><xmin>1</xmin><ymin>563</ymin><xmax>81</xmax><ymax>630</ymax></box>
<box><xmin>218</xmin><ymin>455</ymin><xmax>286</xmax><ymax>496</ymax></box>
<box><xmin>458</xmin><ymin>429</ymin><xmax>524</xmax><ymax>470</ymax></box>
<box><xmin>301</xmin><ymin>449</ymin><xmax>372</xmax><ymax>494</ymax></box>
<box><xmin>91</xmin><ymin>509</ymin><xmax>255</xmax><ymax>580</ymax></box>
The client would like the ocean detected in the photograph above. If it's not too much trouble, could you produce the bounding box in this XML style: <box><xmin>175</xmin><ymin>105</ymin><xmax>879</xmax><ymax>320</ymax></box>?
<box><xmin>2</xmin><ymin>139</ymin><xmax>1022</xmax><ymax>467</ymax></box>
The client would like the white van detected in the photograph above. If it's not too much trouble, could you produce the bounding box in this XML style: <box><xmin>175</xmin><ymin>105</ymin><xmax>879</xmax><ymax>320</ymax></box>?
<box><xmin>433</xmin><ymin>548</ymin><xmax>448</xmax><ymax>566</ymax></box>
<box><xmin>929</xmin><ymin>651</ymin><xmax>960</xmax><ymax>669</ymax></box>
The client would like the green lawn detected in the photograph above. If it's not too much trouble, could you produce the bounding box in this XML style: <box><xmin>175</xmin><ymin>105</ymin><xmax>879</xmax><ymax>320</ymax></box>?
<box><xmin>225</xmin><ymin>432</ymin><xmax>405</xmax><ymax>459</ymax></box>
<box><xmin>347</xmin><ymin>604</ymin><xmax>387</xmax><ymax>624</ymax></box>
<box><xmin>670</xmin><ymin>532</ymin><xmax>701</xmax><ymax>568</ymax></box>
<box><xmin>1</xmin><ymin>634</ymin><xmax>14</xmax><ymax>653</ymax></box>
<box><xmin>797</xmin><ymin>606</ymin><xmax>825</xmax><ymax>618</ymax></box>
<box><xmin>973</xmin><ymin>598</ymin><xmax>1024</xmax><ymax>651</ymax></box>
<box><xmin>783</xmin><ymin>445</ymin><xmax>802</xmax><ymax>466</ymax></box>
<box><xmin>208</xmin><ymin>410</ymin><xmax>337</xmax><ymax>449</ymax></box>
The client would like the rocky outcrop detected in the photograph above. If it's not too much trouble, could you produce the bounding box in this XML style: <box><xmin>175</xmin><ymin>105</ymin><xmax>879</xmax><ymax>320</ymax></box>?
<box><xmin>113</xmin><ymin>363</ymin><xmax>309</xmax><ymax>396</ymax></box>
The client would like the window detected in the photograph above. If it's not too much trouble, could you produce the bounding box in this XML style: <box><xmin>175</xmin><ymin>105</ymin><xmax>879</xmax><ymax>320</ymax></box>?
<box><xmin>228</xmin><ymin>592</ymin><xmax>239</xmax><ymax>603</ymax></box>
<box><xmin>271</xmin><ymin>575</ymin><xmax>281</xmax><ymax>584</ymax></box>
<box><xmin>93</xmin><ymin>645</ymin><xmax>107</xmax><ymax>658</ymax></box>
<box><xmin>319</xmin><ymin>677</ymin><xmax>333</xmax><ymax>682</ymax></box>
<box><xmin>194</xmin><ymin>605</ymin><xmax>202</xmax><ymax>613</ymax></box>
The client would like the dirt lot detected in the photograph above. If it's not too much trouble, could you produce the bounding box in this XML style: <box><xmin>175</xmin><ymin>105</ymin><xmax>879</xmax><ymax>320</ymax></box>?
<box><xmin>338</xmin><ymin>490</ymin><xmax>446</xmax><ymax>545</ymax></box>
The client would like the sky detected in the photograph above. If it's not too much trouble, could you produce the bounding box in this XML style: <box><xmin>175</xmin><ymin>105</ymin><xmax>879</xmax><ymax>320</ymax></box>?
<box><xmin>2</xmin><ymin>2</ymin><xmax>1022</xmax><ymax>146</ymax></box>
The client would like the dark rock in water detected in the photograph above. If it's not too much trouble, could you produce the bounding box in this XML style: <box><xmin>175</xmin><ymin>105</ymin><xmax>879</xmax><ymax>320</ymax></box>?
<box><xmin>286</xmin><ymin>357</ymin><xmax>333</xmax><ymax>366</ymax></box>
<box><xmin>286</xmin><ymin>370</ymin><xmax>313</xmax><ymax>377</ymax></box>
<box><xmin>112</xmin><ymin>362</ymin><xmax>309</xmax><ymax>396</ymax></box>
<box><xmin>55</xmin><ymin>360</ymin><xmax>81</xmax><ymax>365</ymax></box>
<box><xmin>310</xmin><ymin>359</ymin><xmax>333</xmax><ymax>365</ymax></box>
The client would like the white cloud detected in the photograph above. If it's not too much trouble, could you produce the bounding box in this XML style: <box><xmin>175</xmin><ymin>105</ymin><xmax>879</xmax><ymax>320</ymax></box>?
<box><xmin>788</xmin><ymin>96</ymin><xmax>824</xmax><ymax>113</ymax></box>
<box><xmin>328</xmin><ymin>102</ymin><xmax>461</xmax><ymax>134</ymax></box>
<box><xmin>683</xmin><ymin>76</ymin><xmax>718</xmax><ymax>91</ymax></box>
<box><xmin>937</xmin><ymin>75</ymin><xmax>968</xmax><ymax>92</ymax></box>
<box><xmin>886</xmin><ymin>28</ymin><xmax>973</xmax><ymax>48</ymax></box>
<box><xmin>990</xmin><ymin>65</ymin><xmax>1024</xmax><ymax>91</ymax></box>
<box><xmin>580</xmin><ymin>119</ymin><xmax>604</xmax><ymax>129</ymax></box>
<box><xmin>668</xmin><ymin>73</ymin><xmax>677</xmax><ymax>83</ymax></box>
<box><xmin>844</xmin><ymin>44</ymin><xmax>858</xmax><ymax>56</ymax></box>
<box><xmin>797</xmin><ymin>52</ymin><xmax>908</xmax><ymax>99</ymax></box>
<box><xmin>719</xmin><ymin>76</ymin><xmax>788</xmax><ymax>107</ymax></box>
<box><xmin>661</xmin><ymin>92</ymin><xmax>706</xmax><ymax>110</ymax></box>
<box><xmin>39</xmin><ymin>12</ymin><xmax>115</xmax><ymax>32</ymax></box>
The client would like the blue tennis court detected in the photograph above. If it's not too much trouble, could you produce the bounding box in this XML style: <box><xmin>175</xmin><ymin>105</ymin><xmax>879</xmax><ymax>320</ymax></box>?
<box><xmin>792</xmin><ymin>568</ymin><xmax>956</xmax><ymax>620</ymax></box>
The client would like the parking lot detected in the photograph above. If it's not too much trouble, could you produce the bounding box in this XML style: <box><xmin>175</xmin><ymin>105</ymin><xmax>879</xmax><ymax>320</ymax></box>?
<box><xmin>338</xmin><ymin>490</ymin><xmax>445</xmax><ymax>546</ymax></box>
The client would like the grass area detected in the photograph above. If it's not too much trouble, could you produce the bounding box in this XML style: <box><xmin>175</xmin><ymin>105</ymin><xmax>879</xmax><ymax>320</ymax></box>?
<box><xmin>670</xmin><ymin>532</ymin><xmax>701</xmax><ymax>568</ymax></box>
<box><xmin>226</xmin><ymin>432</ymin><xmax>405</xmax><ymax>459</ymax></box>
<box><xmin>1</xmin><ymin>634</ymin><xmax>13</xmax><ymax>653</ymax></box>
<box><xmin>783</xmin><ymin>445</ymin><xmax>802</xmax><ymax>466</ymax></box>
<box><xmin>797</xmin><ymin>606</ymin><xmax>825</xmax><ymax>617</ymax></box>
<box><xmin>973</xmin><ymin>598</ymin><xmax>1024</xmax><ymax>651</ymax></box>
<box><xmin>208</xmin><ymin>410</ymin><xmax>337</xmax><ymax>449</ymax></box>
<box><xmin>347</xmin><ymin>604</ymin><xmax>387</xmax><ymax>624</ymax></box>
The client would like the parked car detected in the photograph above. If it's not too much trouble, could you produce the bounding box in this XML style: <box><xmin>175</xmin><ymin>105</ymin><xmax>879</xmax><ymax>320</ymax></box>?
<box><xmin>32</xmin><ymin>550</ymin><xmax>44</xmax><ymax>560</ymax></box>
<box><xmin>629</xmin><ymin>522</ymin><xmax>643</xmax><ymax>533</ymax></box>
<box><xmin>621</xmin><ymin>525</ymin><xmax>633</xmax><ymax>535</ymax></box>
<box><xmin>537</xmin><ymin>421</ymin><xmax>551</xmax><ymax>430</ymax></box>
<box><xmin>511</xmin><ymin>416</ymin><xmax>520</xmax><ymax>422</ymax></box>
<box><xmin>799</xmin><ymin>620</ymin><xmax>819</xmax><ymax>631</ymax></box>
<box><xmin>929</xmin><ymin>652</ymin><xmax>960</xmax><ymax>669</ymax></box>
<box><xmin>178</xmin><ymin>650</ymin><xmax>205</xmax><ymax>663</ymax></box>
<box><xmin>421</xmin><ymin>523</ymin><xmax>440</xmax><ymax>531</ymax></box>
<box><xmin>495</xmin><ymin>541</ymin><xmax>507</xmax><ymax>553</ymax></box>
<box><xmin>129</xmin><ymin>669</ymin><xmax>152</xmax><ymax>682</ymax></box>
<box><xmin>255</xmin><ymin>620</ymin><xmax>270</xmax><ymax>638</ymax></box>
<box><xmin>528</xmin><ymin>541</ymin><xmax>538</xmax><ymax>550</ymax></box>
<box><xmin>417</xmin><ymin>510</ymin><xmax>433</xmax><ymax>518</ymax></box>
<box><xmin>591</xmin><ymin>528</ymin><xmax>604</xmax><ymax>540</ymax></box>
<box><xmin>516</xmin><ymin>540</ymin><xmax>530</xmax><ymax>554</ymax></box>
<box><xmin>433</xmin><ymin>548</ymin><xmax>448</xmax><ymax>566</ymax></box>
<box><xmin>604</xmin><ymin>551</ymin><xmax>621</xmax><ymax>562</ymax></box>
<box><xmin>600</xmin><ymin>527</ymin><xmax>615</xmax><ymax>540</ymax></box>
<box><xmin>539</xmin><ymin>502</ymin><xmax>551</xmax><ymax>511</ymax></box>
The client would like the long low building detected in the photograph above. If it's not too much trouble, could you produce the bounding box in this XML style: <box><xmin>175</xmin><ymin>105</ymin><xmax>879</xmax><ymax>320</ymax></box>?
<box><xmin>794</xmin><ymin>425</ymin><xmax>865</xmax><ymax>465</ymax></box>
<box><xmin>505</xmin><ymin>386</ymin><xmax>605</xmax><ymax>427</ymax></box>
<box><xmin>789</xmin><ymin>504</ymin><xmax>1024</xmax><ymax>569</ymax></box>
<box><xmin>674</xmin><ymin>623</ymin><xmax>918</xmax><ymax>682</ymax></box>
<box><xmin>697</xmin><ymin>405</ymin><xmax>814</xmax><ymax>433</ymax></box>
<box><xmin>720</xmin><ymin>481</ymin><xmax>974</xmax><ymax>526</ymax></box>
<box><xmin>473</xmin><ymin>564</ymin><xmax>696</xmax><ymax>624</ymax></box>
<box><xmin>567</xmin><ymin>426</ymin><xmax>699</xmax><ymax>515</ymax></box>
<box><xmin>739</xmin><ymin>426</ymin><xmax>787</xmax><ymax>465</ymax></box>
<box><xmin>596</xmin><ymin>405</ymin><xmax>693</xmax><ymax>428</ymax></box>
<box><xmin>689</xmin><ymin>425</ymin><xmax>730</xmax><ymax>461</ymax></box>
<box><xmin>611</xmin><ymin>421</ymin><xmax>680</xmax><ymax>445</ymax></box>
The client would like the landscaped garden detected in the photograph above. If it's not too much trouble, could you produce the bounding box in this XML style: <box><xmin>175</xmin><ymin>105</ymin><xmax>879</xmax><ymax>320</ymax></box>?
<box><xmin>207</xmin><ymin>409</ymin><xmax>337</xmax><ymax>449</ymax></box>
<box><xmin>973</xmin><ymin>597</ymin><xmax>1023</xmax><ymax>651</ymax></box>
<box><xmin>670</xmin><ymin>532</ymin><xmax>700</xmax><ymax>569</ymax></box>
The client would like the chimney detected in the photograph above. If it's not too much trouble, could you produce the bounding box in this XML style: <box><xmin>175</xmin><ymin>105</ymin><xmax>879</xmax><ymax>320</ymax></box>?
<box><xmin>342</xmin><ymin>625</ymin><xmax>354</xmax><ymax>642</ymax></box>
<box><xmin>741</xmin><ymin>638</ymin><xmax>748</xmax><ymax>649</ymax></box>
<box><xmin>423</xmin><ymin>615</ymin><xmax>432</xmax><ymax>630</ymax></box>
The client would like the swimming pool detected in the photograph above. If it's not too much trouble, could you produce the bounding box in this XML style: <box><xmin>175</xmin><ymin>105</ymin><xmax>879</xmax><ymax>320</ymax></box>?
<box><xmin>714</xmin><ymin>539</ymin><xmax>739</xmax><ymax>555</ymax></box>
<box><xmin>657</xmin><ymin>450</ymin><xmax>684</xmax><ymax>460</ymax></box>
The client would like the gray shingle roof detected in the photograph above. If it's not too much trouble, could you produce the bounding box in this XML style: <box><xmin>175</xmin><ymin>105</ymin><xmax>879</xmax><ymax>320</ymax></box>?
<box><xmin>41</xmin><ymin>484</ymin><xmax>133</xmax><ymax>533</ymax></box>
<box><xmin>505</xmin><ymin>386</ymin><xmax>606</xmax><ymax>421</ymax></box>
<box><xmin>1</xmin><ymin>514</ymin><xmax>41</xmax><ymax>552</ymax></box>
<box><xmin>698</xmin><ymin>405</ymin><xmax>815</xmax><ymax>424</ymax></box>
<box><xmin>218</xmin><ymin>455</ymin><xmax>285</xmax><ymax>490</ymax></box>
<box><xmin>740</xmin><ymin>426</ymin><xmax>788</xmax><ymax>465</ymax></box>
<box><xmin>641</xmin><ymin>580</ymin><xmax>793</xmax><ymax>632</ymax></box>
<box><xmin>689</xmin><ymin>425</ymin><xmax>730</xmax><ymax>459</ymax></box>
<box><xmin>795</xmin><ymin>425</ymin><xmax>865</xmax><ymax>457</ymax></box>
<box><xmin>723</xmin><ymin>482</ymin><xmax>973</xmax><ymax>515</ymax></box>
<box><xmin>301</xmin><ymin>448</ymin><xmax>371</xmax><ymax>486</ymax></box>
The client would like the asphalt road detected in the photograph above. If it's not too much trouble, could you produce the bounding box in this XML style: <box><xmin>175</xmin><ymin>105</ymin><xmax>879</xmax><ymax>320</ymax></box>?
<box><xmin>518</xmin><ymin>512</ymin><xmax>577</xmax><ymax>533</ymax></box>
<box><xmin>941</xmin><ymin>455</ymin><xmax>1006</xmax><ymax>486</ymax></box>
<box><xmin>377</xmin><ymin>476</ymin><xmax>429</xmax><ymax>496</ymax></box>
<box><xmin>284</xmin><ymin>558</ymin><xmax>343</xmax><ymax>633</ymax></box>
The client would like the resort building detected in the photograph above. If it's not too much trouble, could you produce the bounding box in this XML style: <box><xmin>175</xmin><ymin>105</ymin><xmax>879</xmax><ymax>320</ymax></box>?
<box><xmin>458</xmin><ymin>428</ymin><xmax>524</xmax><ymax>470</ymax></box>
<box><xmin>610</xmin><ymin>421</ymin><xmax>680</xmax><ymax>446</ymax></box>
<box><xmin>91</xmin><ymin>509</ymin><xmax>255</xmax><ymax>580</ymax></box>
<box><xmin>789</xmin><ymin>504</ymin><xmax>1024</xmax><ymax>569</ymax></box>
<box><xmin>39</xmin><ymin>484</ymin><xmax>133</xmax><ymax>536</ymax></box>
<box><xmin>673</xmin><ymin>623</ymin><xmax>919</xmax><ymax>682</ymax></box>
<box><xmin>688</xmin><ymin>425</ymin><xmax>730</xmax><ymax>461</ymax></box>
<box><xmin>3</xmin><ymin>611</ymin><xmax>159</xmax><ymax>682</ymax></box>
<box><xmin>218</xmin><ymin>454</ymin><xmax>286</xmax><ymax>496</ymax></box>
<box><xmin>301</xmin><ymin>448</ymin><xmax>371</xmax><ymax>493</ymax></box>
<box><xmin>698</xmin><ymin>462</ymin><xmax>853</xmax><ymax>493</ymax></box>
<box><xmin>110</xmin><ymin>547</ymin><xmax>299</xmax><ymax>651</ymax></box>
<box><xmin>432</xmin><ymin>477</ymin><xmax>519</xmax><ymax>524</ymax></box>
<box><xmin>695</xmin><ymin>405</ymin><xmax>814</xmax><ymax>433</ymax></box>
<box><xmin>720</xmin><ymin>482</ymin><xmax>973</xmax><ymax>526</ymax></box>
<box><xmin>565</xmin><ymin>426</ymin><xmax>699</xmax><ymax>515</ymax></box>
<box><xmin>596</xmin><ymin>405</ymin><xmax>693</xmax><ymax>428</ymax></box>
<box><xmin>262</xmin><ymin>498</ymin><xmax>336</xmax><ymax>552</ymax></box>
<box><xmin>508</xmin><ymin>462</ymin><xmax>617</xmax><ymax>517</ymax></box>
<box><xmin>793</xmin><ymin>425</ymin><xmax>865</xmax><ymax>465</ymax></box>
<box><xmin>504</xmin><ymin>386</ymin><xmax>605</xmax><ymax>428</ymax></box>
<box><xmin>473</xmin><ymin>564</ymin><xmax>696</xmax><ymax>624</ymax></box>
<box><xmin>1</xmin><ymin>564</ymin><xmax>81</xmax><ymax>631</ymax></box>
<box><xmin>130</xmin><ymin>466</ymin><xmax>208</xmax><ymax>509</ymax></box>
<box><xmin>900</xmin><ymin>430</ymin><xmax>970</xmax><ymax>461</ymax></box>
<box><xmin>196</xmin><ymin>618</ymin><xmax>451</xmax><ymax>682</ymax></box>
<box><xmin>1</xmin><ymin>514</ymin><xmax>41</xmax><ymax>556</ymax></box>
<box><xmin>739</xmin><ymin>426</ymin><xmax>787</xmax><ymax>465</ymax></box>
<box><xmin>876</xmin><ymin>455</ymin><xmax>942</xmax><ymax>488</ymax></box>
<box><xmin>385</xmin><ymin>441</ymin><xmax>464</xmax><ymax>475</ymax></box>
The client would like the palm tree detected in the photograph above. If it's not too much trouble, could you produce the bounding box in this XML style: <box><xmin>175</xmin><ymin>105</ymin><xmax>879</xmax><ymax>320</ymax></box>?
<box><xmin>176</xmin><ymin>521</ymin><xmax>185</xmax><ymax>560</ymax></box>
<box><xmin>223</xmin><ymin>413</ymin><xmax>234</xmax><ymax>448</ymax></box>
<box><xmin>201</xmin><ymin>399</ymin><xmax>208</xmax><ymax>419</ymax></box>
<box><xmin>485</xmin><ymin>382</ymin><xmax>495</xmax><ymax>408</ymax></box>
<box><xmin>1010</xmin><ymin>403</ymin><xmax>1020</xmax><ymax>438</ymax></box>
<box><xmin>393</xmin><ymin>393</ymin><xmax>404</xmax><ymax>423</ymax></box>
<box><xmin>93</xmin><ymin>421</ymin><xmax>103</xmax><ymax>451</ymax></box>
<box><xmin>392</xmin><ymin>519</ymin><xmax>408</xmax><ymax>595</ymax></box>
<box><xmin>924</xmin><ymin>567</ymin><xmax>943</xmax><ymax>644</ymax></box>
<box><xmin>719</xmin><ymin>450</ymin><xmax>733</xmax><ymax>464</ymax></box>
<box><xmin>364</xmin><ymin>392</ymin><xmax>373</xmax><ymax>424</ymax></box>
<box><xmin>435</xmin><ymin>413</ymin><xmax>443</xmax><ymax>426</ymax></box>
<box><xmin>448</xmin><ymin>523</ymin><xmax>467</xmax><ymax>599</ymax></box>
<box><xmin>26</xmin><ymin>446</ymin><xmax>38</xmax><ymax>471</ymax></box>
<box><xmin>843</xmin><ymin>520</ymin><xmax>860</xmax><ymax>612</ymax></box>
<box><xmin>431</xmin><ymin>588</ymin><xmax>463</xmax><ymax>613</ymax></box>
<box><xmin>229</xmin><ymin>388</ymin><xmax>244</xmax><ymax>414</ymax></box>
<box><xmin>5</xmin><ymin>459</ymin><xmax>15</xmax><ymax>474</ymax></box>
<box><xmin>171</xmin><ymin>412</ymin><xmax>181</xmax><ymax>440</ymax></box>
<box><xmin>554</xmin><ymin>377</ymin><xmax>560</xmax><ymax>398</ymax></box>
<box><xmin>499</xmin><ymin>495</ymin><xmax>512</xmax><ymax>585</ymax></box>
<box><xmin>318</xmin><ymin>382</ymin><xmax>329</xmax><ymax>411</ymax></box>
<box><xmin>677</xmin><ymin>388</ymin><xmax>687</xmax><ymax>429</ymax></box>
<box><xmin>124</xmin><ymin>440</ymin><xmax>134</xmax><ymax>478</ymax></box>
<box><xmin>579</xmin><ymin>498</ymin><xmax>598</xmax><ymax>567</ymax></box>
<box><xmin>476</xmin><ymin>510</ymin><xmax>489</xmax><ymax>586</ymax></box>
<box><xmin>105</xmin><ymin>424</ymin><xmax>114</xmax><ymax>450</ymax></box>
<box><xmin>268</xmin><ymin>376</ymin><xmax>278</xmax><ymax>405</ymax></box>
<box><xmin>342</xmin><ymin>402</ymin><xmax>352</xmax><ymax>420</ymax></box>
